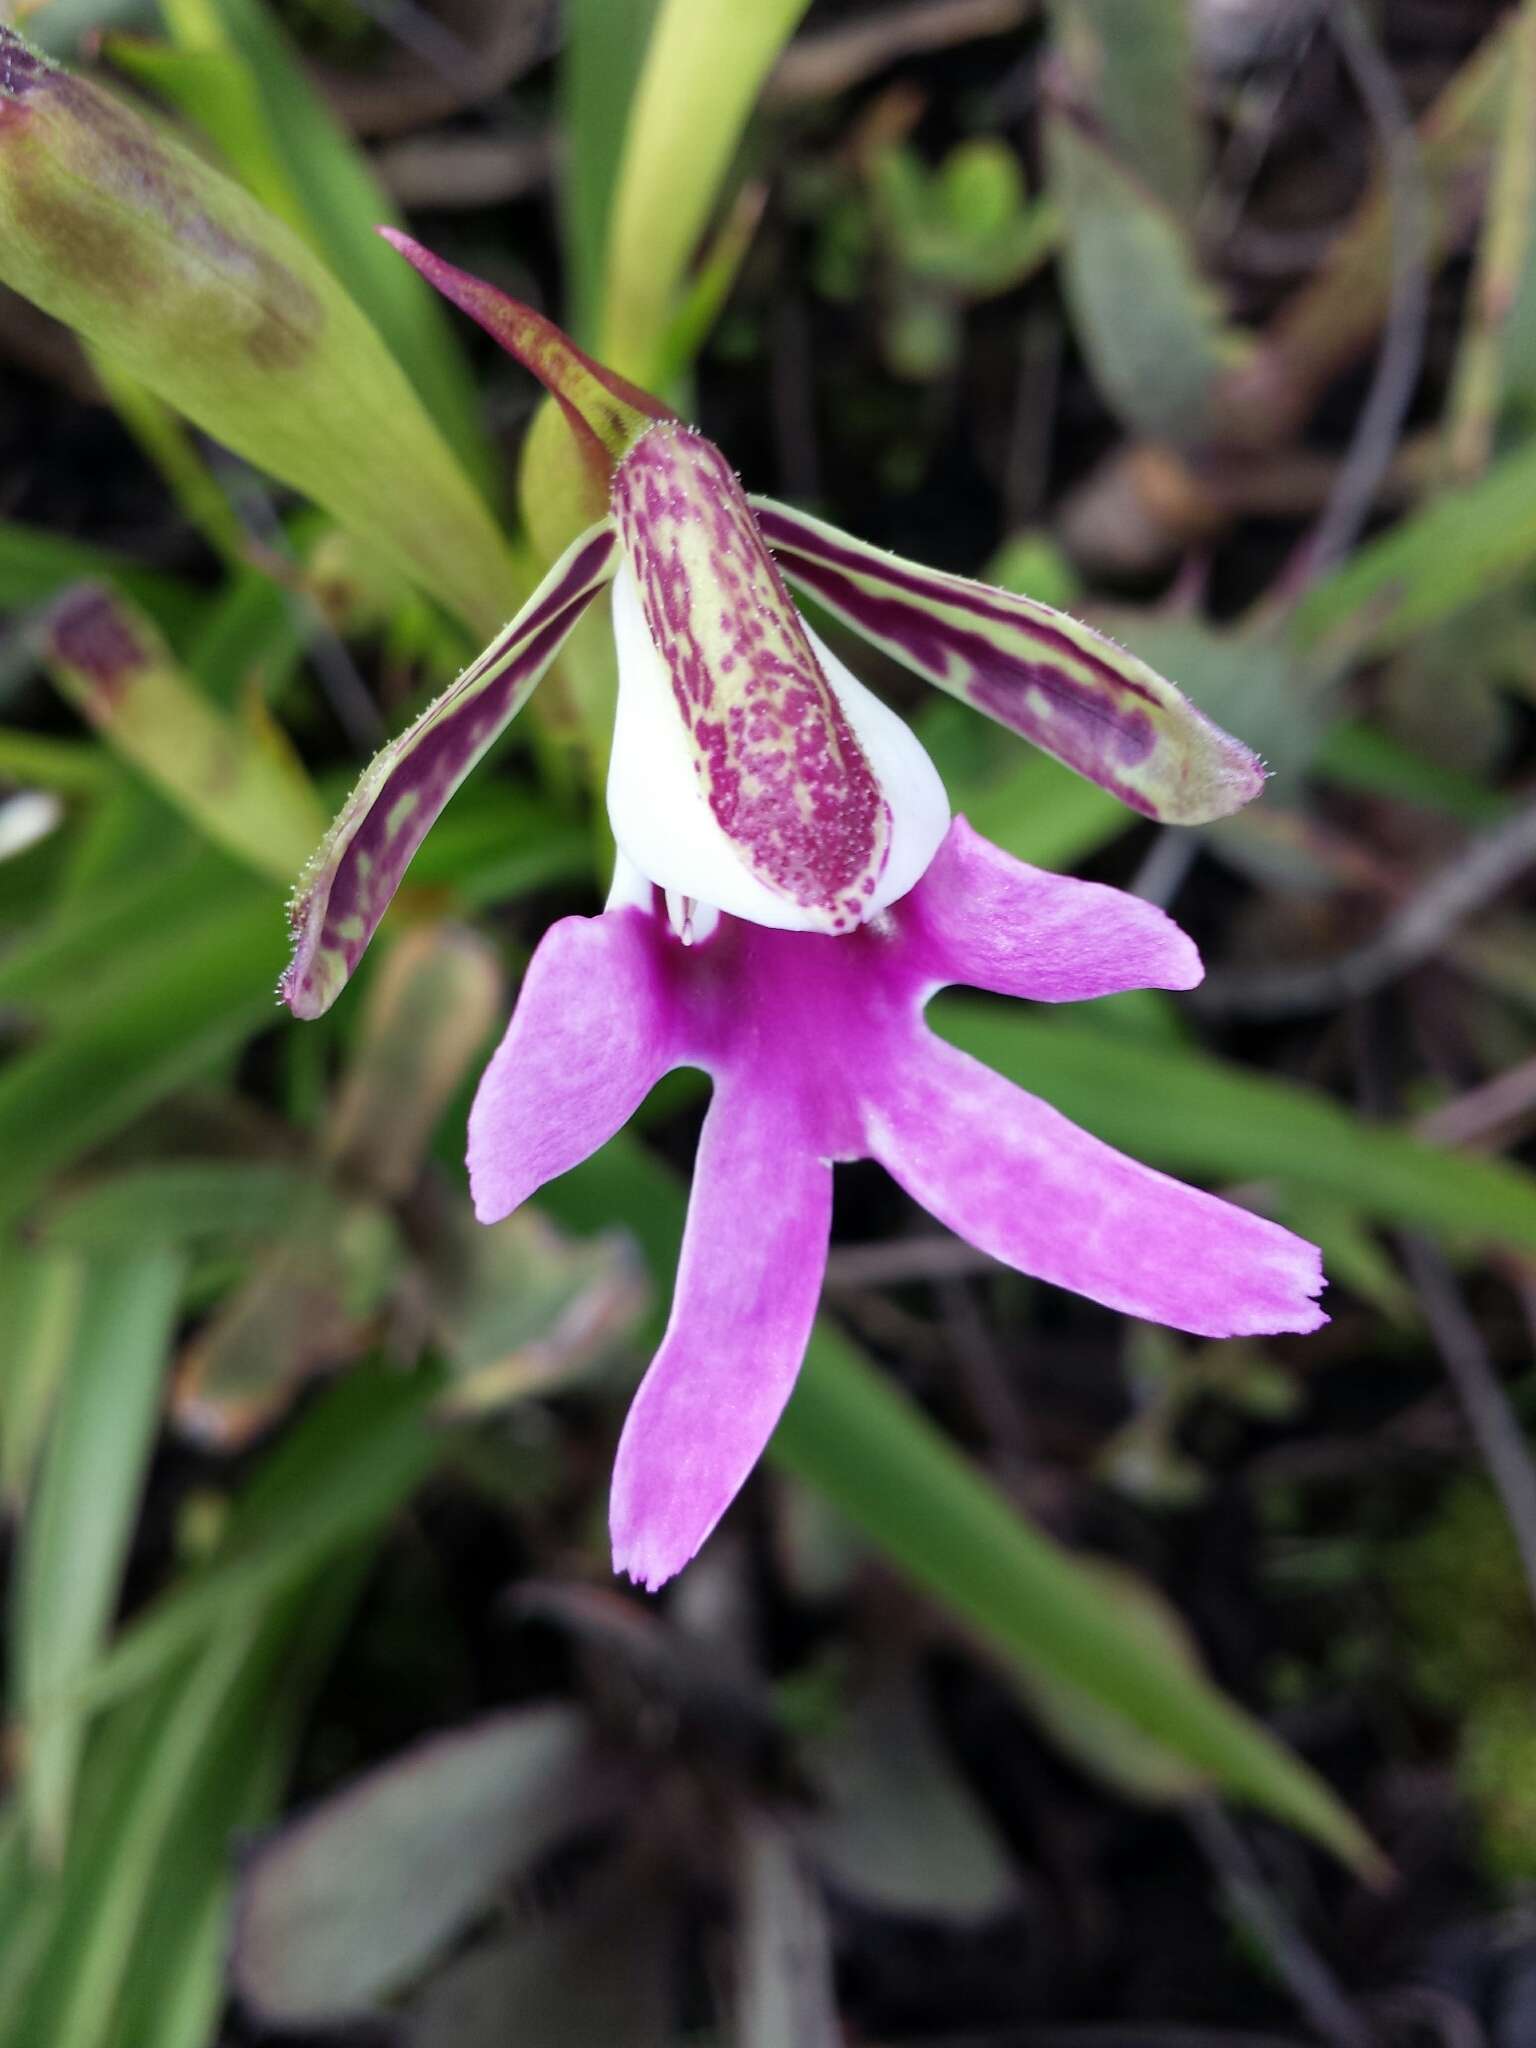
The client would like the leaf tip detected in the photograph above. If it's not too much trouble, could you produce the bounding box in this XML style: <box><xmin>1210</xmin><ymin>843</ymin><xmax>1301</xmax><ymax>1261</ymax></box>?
<box><xmin>44</xmin><ymin>580</ymin><xmax>148</xmax><ymax>710</ymax></box>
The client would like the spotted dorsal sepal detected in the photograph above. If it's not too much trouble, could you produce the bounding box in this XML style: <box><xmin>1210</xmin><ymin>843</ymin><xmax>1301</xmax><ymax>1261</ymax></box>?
<box><xmin>612</xmin><ymin>424</ymin><xmax>892</xmax><ymax>932</ymax></box>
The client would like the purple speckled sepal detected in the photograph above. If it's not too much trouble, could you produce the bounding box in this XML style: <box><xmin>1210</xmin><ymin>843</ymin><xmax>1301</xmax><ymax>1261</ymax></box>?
<box><xmin>283</xmin><ymin>521</ymin><xmax>619</xmax><ymax>1019</ymax></box>
<box><xmin>613</xmin><ymin>426</ymin><xmax>891</xmax><ymax>930</ymax></box>
<box><xmin>752</xmin><ymin>498</ymin><xmax>1266</xmax><ymax>824</ymax></box>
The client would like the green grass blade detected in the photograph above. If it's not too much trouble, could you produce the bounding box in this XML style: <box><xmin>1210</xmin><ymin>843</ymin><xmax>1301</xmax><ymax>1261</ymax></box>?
<box><xmin>0</xmin><ymin>880</ymin><xmax>284</xmax><ymax>1228</ymax></box>
<box><xmin>600</xmin><ymin>0</ymin><xmax>810</xmax><ymax>381</ymax></box>
<box><xmin>70</xmin><ymin>1370</ymin><xmax>440</xmax><ymax>1716</ymax></box>
<box><xmin>10</xmin><ymin>1250</ymin><xmax>183</xmax><ymax>1862</ymax></box>
<box><xmin>773</xmin><ymin>1323</ymin><xmax>1383</xmax><ymax>1878</ymax></box>
<box><xmin>1293</xmin><ymin>436</ymin><xmax>1536</xmax><ymax>653</ymax></box>
<box><xmin>0</xmin><ymin>524</ymin><xmax>200</xmax><ymax>637</ymax></box>
<box><xmin>0</xmin><ymin>1246</ymin><xmax>85</xmax><ymax>1516</ymax></box>
<box><xmin>563</xmin><ymin>0</ymin><xmax>661</xmax><ymax>345</ymax></box>
<box><xmin>43</xmin><ymin>584</ymin><xmax>326</xmax><ymax>884</ymax></box>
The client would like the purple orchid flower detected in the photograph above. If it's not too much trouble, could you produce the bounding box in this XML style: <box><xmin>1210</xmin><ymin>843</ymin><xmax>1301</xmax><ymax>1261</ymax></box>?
<box><xmin>282</xmin><ymin>236</ymin><xmax>1324</xmax><ymax>1589</ymax></box>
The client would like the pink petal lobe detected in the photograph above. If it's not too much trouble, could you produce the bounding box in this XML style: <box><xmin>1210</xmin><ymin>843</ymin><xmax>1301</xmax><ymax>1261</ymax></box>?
<box><xmin>610</xmin><ymin>1078</ymin><xmax>832</xmax><ymax>1592</ymax></box>
<box><xmin>865</xmin><ymin>1038</ymin><xmax>1326</xmax><ymax>1338</ymax></box>
<box><xmin>904</xmin><ymin>815</ymin><xmax>1203</xmax><ymax>1001</ymax></box>
<box><xmin>467</xmin><ymin>909</ymin><xmax>678</xmax><ymax>1223</ymax></box>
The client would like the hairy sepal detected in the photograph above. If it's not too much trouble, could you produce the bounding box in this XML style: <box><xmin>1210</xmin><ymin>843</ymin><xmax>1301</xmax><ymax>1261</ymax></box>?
<box><xmin>753</xmin><ymin>498</ymin><xmax>1266</xmax><ymax>824</ymax></box>
<box><xmin>283</xmin><ymin>522</ymin><xmax>619</xmax><ymax>1019</ymax></box>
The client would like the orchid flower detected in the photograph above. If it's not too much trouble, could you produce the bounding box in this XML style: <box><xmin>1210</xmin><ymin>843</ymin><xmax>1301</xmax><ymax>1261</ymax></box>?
<box><xmin>283</xmin><ymin>235</ymin><xmax>1324</xmax><ymax>1589</ymax></box>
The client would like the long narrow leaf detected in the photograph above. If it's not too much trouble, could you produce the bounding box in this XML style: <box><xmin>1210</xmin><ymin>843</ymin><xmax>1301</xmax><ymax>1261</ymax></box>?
<box><xmin>600</xmin><ymin>0</ymin><xmax>810</xmax><ymax>380</ymax></box>
<box><xmin>43</xmin><ymin>584</ymin><xmax>325</xmax><ymax>884</ymax></box>
<box><xmin>10</xmin><ymin>1250</ymin><xmax>183</xmax><ymax>1861</ymax></box>
<box><xmin>773</xmin><ymin>1323</ymin><xmax>1382</xmax><ymax>1878</ymax></box>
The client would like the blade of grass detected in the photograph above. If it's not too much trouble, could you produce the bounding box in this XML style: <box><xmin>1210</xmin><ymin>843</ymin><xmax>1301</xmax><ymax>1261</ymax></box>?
<box><xmin>0</xmin><ymin>878</ymin><xmax>285</xmax><ymax>1228</ymax></box>
<box><xmin>563</xmin><ymin>0</ymin><xmax>662</xmax><ymax>345</ymax></box>
<box><xmin>66</xmin><ymin>1368</ymin><xmax>440</xmax><ymax>1716</ymax></box>
<box><xmin>1441</xmin><ymin>1</ymin><xmax>1536</xmax><ymax>479</ymax></box>
<box><xmin>0</xmin><ymin>1245</ymin><xmax>85</xmax><ymax>1515</ymax></box>
<box><xmin>1293</xmin><ymin>433</ymin><xmax>1536</xmax><ymax>653</ymax></box>
<box><xmin>42</xmin><ymin>1163</ymin><xmax>322</xmax><ymax>1251</ymax></box>
<box><xmin>10</xmin><ymin>1250</ymin><xmax>183</xmax><ymax>1862</ymax></box>
<box><xmin>84</xmin><ymin>352</ymin><xmax>247</xmax><ymax>568</ymax></box>
<box><xmin>42</xmin><ymin>584</ymin><xmax>326</xmax><ymax>884</ymax></box>
<box><xmin>0</xmin><ymin>525</ymin><xmax>201</xmax><ymax>637</ymax></box>
<box><xmin>772</xmin><ymin>1322</ymin><xmax>1382</xmax><ymax>1879</ymax></box>
<box><xmin>600</xmin><ymin>0</ymin><xmax>810</xmax><ymax>382</ymax></box>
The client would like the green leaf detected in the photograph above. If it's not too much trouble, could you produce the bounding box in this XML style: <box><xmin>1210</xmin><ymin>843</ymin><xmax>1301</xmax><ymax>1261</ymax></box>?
<box><xmin>933</xmin><ymin>999</ymin><xmax>1536</xmax><ymax>1248</ymax></box>
<box><xmin>10</xmin><ymin>1250</ymin><xmax>182</xmax><ymax>1862</ymax></box>
<box><xmin>600</xmin><ymin>0</ymin><xmax>810</xmax><ymax>381</ymax></box>
<box><xmin>83</xmin><ymin>350</ymin><xmax>248</xmax><ymax>567</ymax></box>
<box><xmin>170</xmin><ymin>1194</ymin><xmax>399</xmax><ymax>1446</ymax></box>
<box><xmin>1315</xmin><ymin>719</ymin><xmax>1511</xmax><ymax>825</ymax></box>
<box><xmin>66</xmin><ymin>1368</ymin><xmax>440</xmax><ymax>1717</ymax></box>
<box><xmin>0</xmin><ymin>1375</ymin><xmax>410</xmax><ymax>2048</ymax></box>
<box><xmin>1293</xmin><ymin>436</ymin><xmax>1536</xmax><ymax>654</ymax></box>
<box><xmin>1045</xmin><ymin>0</ymin><xmax>1203</xmax><ymax>224</ymax></box>
<box><xmin>773</xmin><ymin>1323</ymin><xmax>1382</xmax><ymax>1878</ymax></box>
<box><xmin>1043</xmin><ymin>103</ymin><xmax>1246</xmax><ymax>445</ymax></box>
<box><xmin>0</xmin><ymin>728</ymin><xmax>114</xmax><ymax>800</ymax></box>
<box><xmin>231</xmin><ymin>1708</ymin><xmax>594</xmax><ymax>2024</ymax></box>
<box><xmin>41</xmin><ymin>1163</ymin><xmax>319</xmax><ymax>1250</ymax></box>
<box><xmin>103</xmin><ymin>36</ymin><xmax>307</xmax><ymax>231</ymax></box>
<box><xmin>401</xmin><ymin>1856</ymin><xmax>677</xmax><ymax>2048</ymax></box>
<box><xmin>804</xmin><ymin>1678</ymin><xmax>1016</xmax><ymax>1920</ymax></box>
<box><xmin>155</xmin><ymin>0</ymin><xmax>497</xmax><ymax>497</ymax></box>
<box><xmin>0</xmin><ymin>28</ymin><xmax>514</xmax><ymax>636</ymax></box>
<box><xmin>0</xmin><ymin>522</ymin><xmax>199</xmax><ymax>636</ymax></box>
<box><xmin>43</xmin><ymin>583</ymin><xmax>326</xmax><ymax>883</ymax></box>
<box><xmin>1441</xmin><ymin>2</ymin><xmax>1536</xmax><ymax>477</ymax></box>
<box><xmin>431</xmin><ymin>1209</ymin><xmax>648</xmax><ymax>1418</ymax></box>
<box><xmin>0</xmin><ymin>845</ymin><xmax>236</xmax><ymax>1017</ymax></box>
<box><xmin>563</xmin><ymin>0</ymin><xmax>662</xmax><ymax>345</ymax></box>
<box><xmin>323</xmin><ymin>922</ymin><xmax>504</xmax><ymax>1200</ymax></box>
<box><xmin>0</xmin><ymin>877</ymin><xmax>284</xmax><ymax>1229</ymax></box>
<box><xmin>0</xmin><ymin>1244</ymin><xmax>84</xmax><ymax>1515</ymax></box>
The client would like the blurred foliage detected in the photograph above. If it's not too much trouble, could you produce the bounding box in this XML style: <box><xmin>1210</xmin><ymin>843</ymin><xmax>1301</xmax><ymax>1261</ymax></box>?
<box><xmin>1</xmin><ymin>0</ymin><xmax>1536</xmax><ymax>2039</ymax></box>
<box><xmin>1391</xmin><ymin>1479</ymin><xmax>1536</xmax><ymax>1888</ymax></box>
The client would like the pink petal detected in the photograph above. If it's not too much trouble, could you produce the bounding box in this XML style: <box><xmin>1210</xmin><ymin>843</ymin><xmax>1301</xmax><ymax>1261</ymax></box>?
<box><xmin>905</xmin><ymin>815</ymin><xmax>1202</xmax><ymax>1001</ymax></box>
<box><xmin>865</xmin><ymin>1038</ymin><xmax>1326</xmax><ymax>1338</ymax></box>
<box><xmin>467</xmin><ymin>909</ymin><xmax>678</xmax><ymax>1223</ymax></box>
<box><xmin>610</xmin><ymin>1079</ymin><xmax>832</xmax><ymax>1591</ymax></box>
